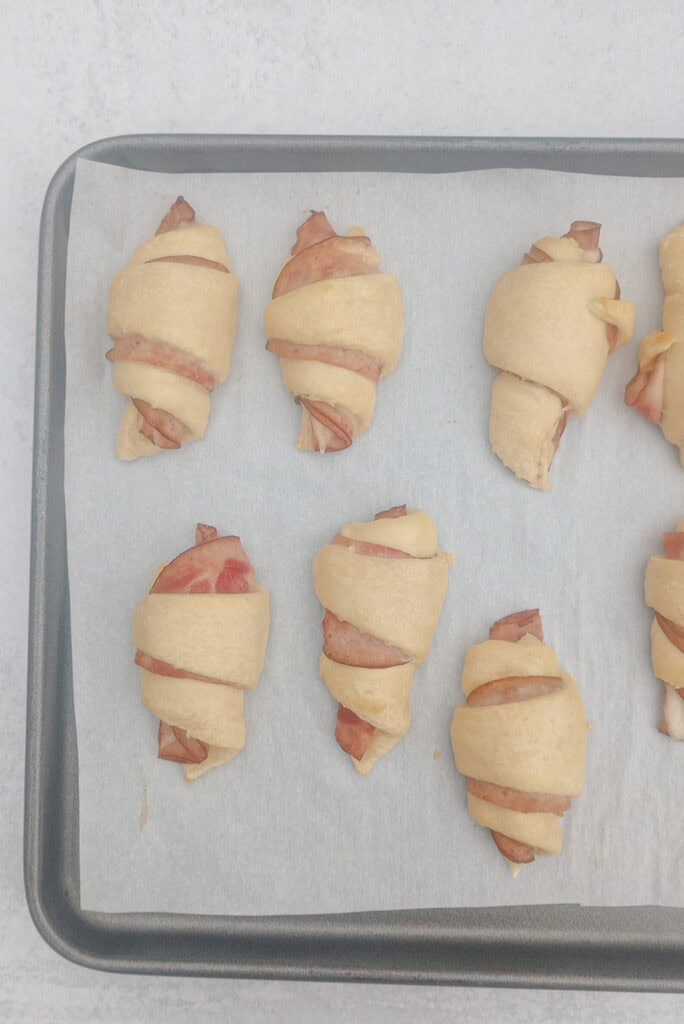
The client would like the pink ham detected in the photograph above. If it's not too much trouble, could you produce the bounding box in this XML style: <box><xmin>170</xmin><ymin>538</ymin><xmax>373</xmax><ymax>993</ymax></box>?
<box><xmin>158</xmin><ymin>721</ymin><xmax>209</xmax><ymax>765</ymax></box>
<box><xmin>489</xmin><ymin>609</ymin><xmax>543</xmax><ymax>643</ymax></box>
<box><xmin>151</xmin><ymin>533</ymin><xmax>255</xmax><ymax>595</ymax></box>
<box><xmin>297</xmin><ymin>398</ymin><xmax>355</xmax><ymax>453</ymax></box>
<box><xmin>136</xmin><ymin>650</ymin><xmax>228</xmax><ymax>687</ymax></box>
<box><xmin>625</xmin><ymin>353</ymin><xmax>667</xmax><ymax>424</ymax></box>
<box><xmin>157</xmin><ymin>196</ymin><xmax>196</xmax><ymax>234</ymax></box>
<box><xmin>332</xmin><ymin>534</ymin><xmax>411</xmax><ymax>559</ymax></box>
<box><xmin>335</xmin><ymin>706</ymin><xmax>376</xmax><ymax>761</ymax></box>
<box><xmin>266</xmin><ymin>339</ymin><xmax>382</xmax><ymax>383</ymax></box>
<box><xmin>107</xmin><ymin>335</ymin><xmax>217</xmax><ymax>391</ymax></box>
<box><xmin>323</xmin><ymin>611</ymin><xmax>410</xmax><ymax>669</ymax></box>
<box><xmin>467</xmin><ymin>610</ymin><xmax>574</xmax><ymax>865</ymax></box>
<box><xmin>467</xmin><ymin>778</ymin><xmax>571</xmax><ymax>816</ymax></box>
<box><xmin>563</xmin><ymin>219</ymin><xmax>602</xmax><ymax>259</ymax></box>
<box><xmin>132</xmin><ymin>399</ymin><xmax>184</xmax><ymax>450</ymax></box>
<box><xmin>273</xmin><ymin>234</ymin><xmax>381</xmax><ymax>298</ymax></box>
<box><xmin>375</xmin><ymin>504</ymin><xmax>407</xmax><ymax>520</ymax></box>
<box><xmin>291</xmin><ymin>211</ymin><xmax>337</xmax><ymax>254</ymax></box>
<box><xmin>663</xmin><ymin>531</ymin><xmax>684</xmax><ymax>560</ymax></box>
<box><xmin>491</xmin><ymin>831</ymin><xmax>535</xmax><ymax>865</ymax></box>
<box><xmin>467</xmin><ymin>675</ymin><xmax>564</xmax><ymax>707</ymax></box>
<box><xmin>140</xmin><ymin>526</ymin><xmax>257</xmax><ymax>765</ymax></box>
<box><xmin>268</xmin><ymin>211</ymin><xmax>388</xmax><ymax>453</ymax></box>
<box><xmin>325</xmin><ymin>505</ymin><xmax>412</xmax><ymax>760</ymax></box>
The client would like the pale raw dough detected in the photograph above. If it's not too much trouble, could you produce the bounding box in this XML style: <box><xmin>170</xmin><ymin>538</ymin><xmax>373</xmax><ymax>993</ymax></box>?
<box><xmin>134</xmin><ymin>583</ymin><xmax>270</xmax><ymax>782</ymax></box>
<box><xmin>279</xmin><ymin>359</ymin><xmax>377</xmax><ymax>435</ymax></box>
<box><xmin>107</xmin><ymin>216</ymin><xmax>239</xmax><ymax>460</ymax></box>
<box><xmin>484</xmin><ymin>234</ymin><xmax>635</xmax><ymax>489</ymax></box>
<box><xmin>313</xmin><ymin>509</ymin><xmax>453</xmax><ymax>774</ymax></box>
<box><xmin>314</xmin><ymin>544</ymin><xmax>452</xmax><ymax>664</ymax></box>
<box><xmin>644</xmin><ymin>527</ymin><xmax>684</xmax><ymax>739</ymax></box>
<box><xmin>130</xmin><ymin>223</ymin><xmax>232</xmax><ymax>269</ymax></box>
<box><xmin>450</xmin><ymin>631</ymin><xmax>589</xmax><ymax>865</ymax></box>
<box><xmin>488</xmin><ymin>373</ymin><xmax>564</xmax><ymax>492</ymax></box>
<box><xmin>628</xmin><ymin>223</ymin><xmax>684</xmax><ymax>462</ymax></box>
<box><xmin>266</xmin><ymin>274</ymin><xmax>404</xmax><ymax>372</ymax></box>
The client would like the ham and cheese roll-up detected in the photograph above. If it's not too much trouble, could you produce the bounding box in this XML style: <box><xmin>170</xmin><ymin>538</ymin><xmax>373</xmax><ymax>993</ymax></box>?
<box><xmin>265</xmin><ymin>212</ymin><xmax>404</xmax><ymax>452</ymax></box>
<box><xmin>134</xmin><ymin>525</ymin><xmax>270</xmax><ymax>781</ymax></box>
<box><xmin>451</xmin><ymin>610</ymin><xmax>589</xmax><ymax>874</ymax></box>
<box><xmin>626</xmin><ymin>221</ymin><xmax>684</xmax><ymax>460</ymax></box>
<box><xmin>644</xmin><ymin>524</ymin><xmax>684</xmax><ymax>740</ymax></box>
<box><xmin>313</xmin><ymin>506</ymin><xmax>453</xmax><ymax>774</ymax></box>
<box><xmin>107</xmin><ymin>198</ymin><xmax>239</xmax><ymax>460</ymax></box>
<box><xmin>485</xmin><ymin>222</ymin><xmax>635</xmax><ymax>490</ymax></box>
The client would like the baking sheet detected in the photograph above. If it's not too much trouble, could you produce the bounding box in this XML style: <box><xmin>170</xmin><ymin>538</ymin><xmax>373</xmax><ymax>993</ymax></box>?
<box><xmin>64</xmin><ymin>156</ymin><xmax>684</xmax><ymax>916</ymax></box>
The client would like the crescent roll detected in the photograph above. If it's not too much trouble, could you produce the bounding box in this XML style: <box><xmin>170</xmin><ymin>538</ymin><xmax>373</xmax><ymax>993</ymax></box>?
<box><xmin>485</xmin><ymin>221</ymin><xmax>635</xmax><ymax>490</ymax></box>
<box><xmin>265</xmin><ymin>212</ymin><xmax>404</xmax><ymax>452</ymax></box>
<box><xmin>626</xmin><ymin>221</ymin><xmax>684</xmax><ymax>462</ymax></box>
<box><xmin>134</xmin><ymin>525</ymin><xmax>270</xmax><ymax>781</ymax></box>
<box><xmin>450</xmin><ymin>610</ymin><xmax>589</xmax><ymax>874</ymax></box>
<box><xmin>644</xmin><ymin>524</ymin><xmax>684</xmax><ymax>740</ymax></box>
<box><xmin>107</xmin><ymin>198</ymin><xmax>239</xmax><ymax>460</ymax></box>
<box><xmin>313</xmin><ymin>505</ymin><xmax>453</xmax><ymax>774</ymax></box>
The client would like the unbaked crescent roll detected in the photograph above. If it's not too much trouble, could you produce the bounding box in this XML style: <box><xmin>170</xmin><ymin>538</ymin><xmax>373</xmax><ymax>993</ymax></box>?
<box><xmin>450</xmin><ymin>610</ymin><xmax>589</xmax><ymax>874</ymax></box>
<box><xmin>485</xmin><ymin>221</ymin><xmax>635</xmax><ymax>490</ymax></box>
<box><xmin>134</xmin><ymin>524</ymin><xmax>270</xmax><ymax>781</ymax></box>
<box><xmin>644</xmin><ymin>523</ymin><xmax>684</xmax><ymax>740</ymax></box>
<box><xmin>625</xmin><ymin>221</ymin><xmax>684</xmax><ymax>462</ymax></box>
<box><xmin>313</xmin><ymin>505</ymin><xmax>453</xmax><ymax>774</ymax></box>
<box><xmin>265</xmin><ymin>212</ymin><xmax>404</xmax><ymax>452</ymax></box>
<box><xmin>107</xmin><ymin>198</ymin><xmax>239</xmax><ymax>460</ymax></box>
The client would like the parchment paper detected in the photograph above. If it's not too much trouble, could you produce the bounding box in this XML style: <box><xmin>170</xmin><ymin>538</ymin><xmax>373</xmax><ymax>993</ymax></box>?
<box><xmin>64</xmin><ymin>157</ymin><xmax>684</xmax><ymax>915</ymax></box>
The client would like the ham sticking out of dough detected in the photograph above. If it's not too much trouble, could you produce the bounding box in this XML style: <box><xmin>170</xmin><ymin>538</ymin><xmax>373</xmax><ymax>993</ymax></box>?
<box><xmin>465</xmin><ymin>611</ymin><xmax>573</xmax><ymax>866</ymax></box>
<box><xmin>266</xmin><ymin>211</ymin><xmax>396</xmax><ymax>453</ymax></box>
<box><xmin>140</xmin><ymin>525</ymin><xmax>257</xmax><ymax>765</ymax></box>
<box><xmin>107</xmin><ymin>198</ymin><xmax>231</xmax><ymax>454</ymax></box>
<box><xmin>323</xmin><ymin>505</ymin><xmax>412</xmax><ymax>761</ymax></box>
<box><xmin>624</xmin><ymin>332</ymin><xmax>673</xmax><ymax>426</ymax></box>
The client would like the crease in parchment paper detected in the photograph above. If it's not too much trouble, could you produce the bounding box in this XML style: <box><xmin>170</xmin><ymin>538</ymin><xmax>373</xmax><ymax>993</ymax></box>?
<box><xmin>64</xmin><ymin>157</ymin><xmax>684</xmax><ymax>915</ymax></box>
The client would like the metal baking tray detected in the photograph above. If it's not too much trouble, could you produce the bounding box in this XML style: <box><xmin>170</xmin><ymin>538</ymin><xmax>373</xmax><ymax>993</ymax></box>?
<box><xmin>25</xmin><ymin>134</ymin><xmax>684</xmax><ymax>989</ymax></box>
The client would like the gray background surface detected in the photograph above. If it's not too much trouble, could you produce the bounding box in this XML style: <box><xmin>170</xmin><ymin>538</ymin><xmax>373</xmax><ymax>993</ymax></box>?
<box><xmin>3</xmin><ymin>0</ymin><xmax>684</xmax><ymax>1019</ymax></box>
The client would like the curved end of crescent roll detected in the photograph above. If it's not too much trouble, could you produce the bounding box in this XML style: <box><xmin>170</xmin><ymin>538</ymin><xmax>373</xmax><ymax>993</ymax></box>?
<box><xmin>116</xmin><ymin>402</ymin><xmax>164</xmax><ymax>460</ymax></box>
<box><xmin>489</xmin><ymin>373</ymin><xmax>565</xmax><ymax>491</ymax></box>
<box><xmin>184</xmin><ymin>743</ymin><xmax>244</xmax><ymax>783</ymax></box>
<box><xmin>588</xmin><ymin>297</ymin><xmax>636</xmax><ymax>351</ymax></box>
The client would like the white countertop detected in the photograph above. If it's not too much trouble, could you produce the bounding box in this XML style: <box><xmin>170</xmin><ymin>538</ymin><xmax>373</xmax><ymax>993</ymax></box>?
<box><xmin>3</xmin><ymin>1</ymin><xmax>683</xmax><ymax>1019</ymax></box>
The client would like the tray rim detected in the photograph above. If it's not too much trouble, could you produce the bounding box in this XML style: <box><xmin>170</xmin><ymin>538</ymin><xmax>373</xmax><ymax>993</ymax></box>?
<box><xmin>25</xmin><ymin>132</ymin><xmax>684</xmax><ymax>989</ymax></box>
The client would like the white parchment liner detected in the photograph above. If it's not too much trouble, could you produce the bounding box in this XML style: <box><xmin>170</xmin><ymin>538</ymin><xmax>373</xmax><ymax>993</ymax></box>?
<box><xmin>64</xmin><ymin>157</ymin><xmax>684</xmax><ymax>914</ymax></box>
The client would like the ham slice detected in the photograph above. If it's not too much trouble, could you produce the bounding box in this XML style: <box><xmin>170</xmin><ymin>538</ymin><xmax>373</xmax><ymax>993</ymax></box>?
<box><xmin>107</xmin><ymin>335</ymin><xmax>217</xmax><ymax>391</ymax></box>
<box><xmin>489</xmin><ymin>609</ymin><xmax>543</xmax><ymax>643</ymax></box>
<box><xmin>335</xmin><ymin>706</ymin><xmax>376</xmax><ymax>761</ymax></box>
<box><xmin>157</xmin><ymin>196</ymin><xmax>196</xmax><ymax>233</ymax></box>
<box><xmin>625</xmin><ymin>350</ymin><xmax>667</xmax><ymax>424</ymax></box>
<box><xmin>273</xmin><ymin>233</ymin><xmax>381</xmax><ymax>298</ymax></box>
<box><xmin>150</xmin><ymin>533</ymin><xmax>255</xmax><ymax>595</ymax></box>
<box><xmin>158</xmin><ymin>721</ymin><xmax>209</xmax><ymax>765</ymax></box>
<box><xmin>467</xmin><ymin>778</ymin><xmax>571</xmax><ymax>816</ymax></box>
<box><xmin>467</xmin><ymin>675</ymin><xmax>564</xmax><ymax>707</ymax></box>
